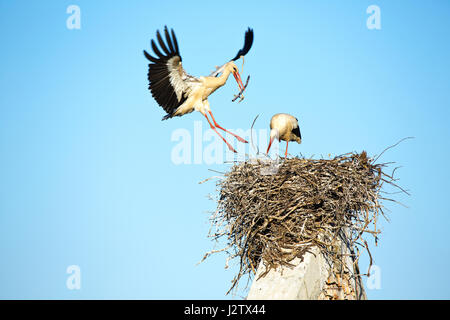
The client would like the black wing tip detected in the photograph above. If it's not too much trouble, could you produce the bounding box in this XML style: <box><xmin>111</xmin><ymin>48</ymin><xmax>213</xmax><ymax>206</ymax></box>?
<box><xmin>145</xmin><ymin>26</ymin><xmax>180</xmax><ymax>62</ymax></box>
<box><xmin>143</xmin><ymin>49</ymin><xmax>158</xmax><ymax>62</ymax></box>
<box><xmin>231</xmin><ymin>27</ymin><xmax>254</xmax><ymax>61</ymax></box>
<box><xmin>162</xmin><ymin>113</ymin><xmax>173</xmax><ymax>121</ymax></box>
<box><xmin>292</xmin><ymin>126</ymin><xmax>302</xmax><ymax>140</ymax></box>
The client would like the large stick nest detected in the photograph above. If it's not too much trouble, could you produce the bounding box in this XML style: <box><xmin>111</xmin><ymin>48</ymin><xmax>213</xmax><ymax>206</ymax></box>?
<box><xmin>202</xmin><ymin>150</ymin><xmax>407</xmax><ymax>295</ymax></box>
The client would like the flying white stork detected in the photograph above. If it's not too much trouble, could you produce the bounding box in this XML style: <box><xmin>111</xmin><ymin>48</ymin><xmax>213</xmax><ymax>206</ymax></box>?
<box><xmin>143</xmin><ymin>26</ymin><xmax>254</xmax><ymax>153</ymax></box>
<box><xmin>266</xmin><ymin>113</ymin><xmax>302</xmax><ymax>157</ymax></box>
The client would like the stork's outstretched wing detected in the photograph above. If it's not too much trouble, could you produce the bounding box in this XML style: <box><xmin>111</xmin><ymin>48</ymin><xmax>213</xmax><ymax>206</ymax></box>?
<box><xmin>143</xmin><ymin>26</ymin><xmax>198</xmax><ymax>119</ymax></box>
<box><xmin>210</xmin><ymin>28</ymin><xmax>254</xmax><ymax>77</ymax></box>
<box><xmin>231</xmin><ymin>28</ymin><xmax>254</xmax><ymax>61</ymax></box>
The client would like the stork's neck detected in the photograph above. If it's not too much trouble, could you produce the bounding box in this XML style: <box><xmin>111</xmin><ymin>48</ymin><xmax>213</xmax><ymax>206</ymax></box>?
<box><xmin>270</xmin><ymin>128</ymin><xmax>280</xmax><ymax>141</ymax></box>
<box><xmin>203</xmin><ymin>68</ymin><xmax>232</xmax><ymax>89</ymax></box>
<box><xmin>218</xmin><ymin>68</ymin><xmax>233</xmax><ymax>85</ymax></box>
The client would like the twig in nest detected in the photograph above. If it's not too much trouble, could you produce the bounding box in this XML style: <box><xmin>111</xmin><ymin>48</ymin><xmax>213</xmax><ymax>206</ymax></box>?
<box><xmin>373</xmin><ymin>136</ymin><xmax>414</xmax><ymax>163</ymax></box>
<box><xmin>250</xmin><ymin>114</ymin><xmax>260</xmax><ymax>155</ymax></box>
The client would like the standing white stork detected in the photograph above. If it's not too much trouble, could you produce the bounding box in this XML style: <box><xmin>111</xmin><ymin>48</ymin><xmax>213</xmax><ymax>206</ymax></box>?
<box><xmin>143</xmin><ymin>26</ymin><xmax>254</xmax><ymax>153</ymax></box>
<box><xmin>266</xmin><ymin>113</ymin><xmax>302</xmax><ymax>157</ymax></box>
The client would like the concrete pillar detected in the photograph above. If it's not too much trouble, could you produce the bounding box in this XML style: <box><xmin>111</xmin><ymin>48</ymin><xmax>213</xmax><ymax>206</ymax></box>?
<box><xmin>247</xmin><ymin>232</ymin><xmax>366</xmax><ymax>300</ymax></box>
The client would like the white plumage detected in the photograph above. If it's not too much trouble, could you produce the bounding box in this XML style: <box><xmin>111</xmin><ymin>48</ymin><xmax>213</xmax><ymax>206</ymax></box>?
<box><xmin>266</xmin><ymin>113</ymin><xmax>302</xmax><ymax>157</ymax></box>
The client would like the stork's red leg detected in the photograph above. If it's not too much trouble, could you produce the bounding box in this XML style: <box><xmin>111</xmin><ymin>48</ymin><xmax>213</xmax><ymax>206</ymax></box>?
<box><xmin>285</xmin><ymin>141</ymin><xmax>289</xmax><ymax>157</ymax></box>
<box><xmin>208</xmin><ymin>111</ymin><xmax>248</xmax><ymax>144</ymax></box>
<box><xmin>203</xmin><ymin>113</ymin><xmax>237</xmax><ymax>153</ymax></box>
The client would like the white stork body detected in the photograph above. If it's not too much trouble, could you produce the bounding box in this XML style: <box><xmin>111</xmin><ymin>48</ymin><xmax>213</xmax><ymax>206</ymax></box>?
<box><xmin>171</xmin><ymin>66</ymin><xmax>237</xmax><ymax>117</ymax></box>
<box><xmin>266</xmin><ymin>113</ymin><xmax>302</xmax><ymax>157</ymax></box>
<box><xmin>144</xmin><ymin>27</ymin><xmax>254</xmax><ymax>152</ymax></box>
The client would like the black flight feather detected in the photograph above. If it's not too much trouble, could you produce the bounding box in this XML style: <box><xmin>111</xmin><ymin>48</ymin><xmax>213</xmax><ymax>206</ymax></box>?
<box><xmin>156</xmin><ymin>30</ymin><xmax>170</xmax><ymax>55</ymax></box>
<box><xmin>231</xmin><ymin>28</ymin><xmax>254</xmax><ymax>61</ymax></box>
<box><xmin>143</xmin><ymin>27</ymin><xmax>187</xmax><ymax>120</ymax></box>
<box><xmin>292</xmin><ymin>126</ymin><xmax>302</xmax><ymax>140</ymax></box>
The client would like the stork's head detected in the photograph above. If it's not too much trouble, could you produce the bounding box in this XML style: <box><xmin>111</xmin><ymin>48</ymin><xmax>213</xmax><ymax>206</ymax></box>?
<box><xmin>225</xmin><ymin>61</ymin><xmax>245</xmax><ymax>91</ymax></box>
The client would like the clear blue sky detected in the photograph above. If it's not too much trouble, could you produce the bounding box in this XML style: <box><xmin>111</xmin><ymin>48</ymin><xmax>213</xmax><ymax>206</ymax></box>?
<box><xmin>1</xmin><ymin>0</ymin><xmax>449</xmax><ymax>299</ymax></box>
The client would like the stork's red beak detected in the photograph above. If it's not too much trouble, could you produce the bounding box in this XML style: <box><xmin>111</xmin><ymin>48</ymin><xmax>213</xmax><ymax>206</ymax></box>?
<box><xmin>233</xmin><ymin>70</ymin><xmax>245</xmax><ymax>92</ymax></box>
<box><xmin>266</xmin><ymin>137</ymin><xmax>274</xmax><ymax>154</ymax></box>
